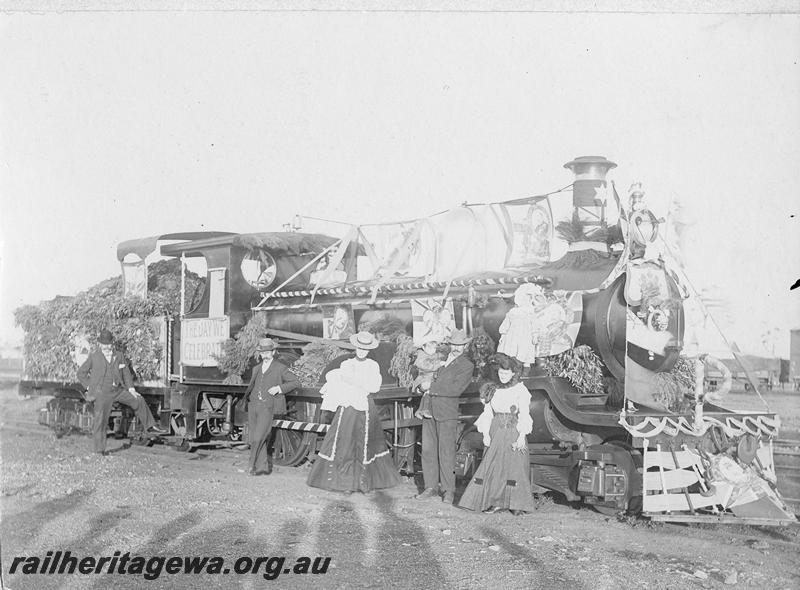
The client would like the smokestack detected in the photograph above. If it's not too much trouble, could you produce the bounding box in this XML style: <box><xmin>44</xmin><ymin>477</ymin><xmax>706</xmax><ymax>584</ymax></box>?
<box><xmin>563</xmin><ymin>156</ymin><xmax>617</xmax><ymax>207</ymax></box>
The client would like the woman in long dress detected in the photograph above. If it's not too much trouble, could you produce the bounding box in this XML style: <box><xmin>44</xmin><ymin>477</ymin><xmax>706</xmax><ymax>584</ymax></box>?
<box><xmin>307</xmin><ymin>331</ymin><xmax>401</xmax><ymax>493</ymax></box>
<box><xmin>458</xmin><ymin>353</ymin><xmax>536</xmax><ymax>514</ymax></box>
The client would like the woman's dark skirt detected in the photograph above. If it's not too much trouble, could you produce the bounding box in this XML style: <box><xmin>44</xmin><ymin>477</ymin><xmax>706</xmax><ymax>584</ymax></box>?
<box><xmin>307</xmin><ymin>400</ymin><xmax>401</xmax><ymax>493</ymax></box>
<box><xmin>457</xmin><ymin>413</ymin><xmax>536</xmax><ymax>512</ymax></box>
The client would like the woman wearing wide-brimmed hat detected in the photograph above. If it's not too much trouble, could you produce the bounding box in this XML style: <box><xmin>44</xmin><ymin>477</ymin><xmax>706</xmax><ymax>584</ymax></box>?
<box><xmin>457</xmin><ymin>353</ymin><xmax>536</xmax><ymax>515</ymax></box>
<box><xmin>307</xmin><ymin>331</ymin><xmax>401</xmax><ymax>493</ymax></box>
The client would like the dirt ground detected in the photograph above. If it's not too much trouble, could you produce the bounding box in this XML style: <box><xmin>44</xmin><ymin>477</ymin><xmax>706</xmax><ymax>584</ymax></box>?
<box><xmin>1</xmin><ymin>386</ymin><xmax>799</xmax><ymax>590</ymax></box>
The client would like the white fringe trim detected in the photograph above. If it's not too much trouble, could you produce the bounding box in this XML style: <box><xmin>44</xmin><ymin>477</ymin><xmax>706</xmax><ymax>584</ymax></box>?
<box><xmin>317</xmin><ymin>408</ymin><xmax>343</xmax><ymax>461</ymax></box>
<box><xmin>317</xmin><ymin>404</ymin><xmax>391</xmax><ymax>465</ymax></box>
<box><xmin>363</xmin><ymin>402</ymin><xmax>390</xmax><ymax>465</ymax></box>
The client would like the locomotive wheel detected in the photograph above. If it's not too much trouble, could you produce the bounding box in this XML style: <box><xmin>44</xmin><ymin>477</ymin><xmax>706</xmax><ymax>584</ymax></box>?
<box><xmin>271</xmin><ymin>428</ymin><xmax>312</xmax><ymax>467</ymax></box>
<box><xmin>176</xmin><ymin>439</ymin><xmax>193</xmax><ymax>453</ymax></box>
<box><xmin>269</xmin><ymin>399</ymin><xmax>321</xmax><ymax>466</ymax></box>
<box><xmin>228</xmin><ymin>426</ymin><xmax>244</xmax><ymax>442</ymax></box>
<box><xmin>382</xmin><ymin>403</ymin><xmax>418</xmax><ymax>472</ymax></box>
<box><xmin>591</xmin><ymin>441</ymin><xmax>642</xmax><ymax>516</ymax></box>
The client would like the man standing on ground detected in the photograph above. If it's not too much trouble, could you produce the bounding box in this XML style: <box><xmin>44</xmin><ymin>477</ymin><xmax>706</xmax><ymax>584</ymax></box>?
<box><xmin>416</xmin><ymin>329</ymin><xmax>474</xmax><ymax>504</ymax></box>
<box><xmin>78</xmin><ymin>329</ymin><xmax>166</xmax><ymax>455</ymax></box>
<box><xmin>245</xmin><ymin>338</ymin><xmax>300</xmax><ymax>476</ymax></box>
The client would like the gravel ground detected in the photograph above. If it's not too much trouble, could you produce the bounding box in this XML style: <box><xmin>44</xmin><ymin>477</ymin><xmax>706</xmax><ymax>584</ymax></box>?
<box><xmin>1</xmin><ymin>389</ymin><xmax>799</xmax><ymax>590</ymax></box>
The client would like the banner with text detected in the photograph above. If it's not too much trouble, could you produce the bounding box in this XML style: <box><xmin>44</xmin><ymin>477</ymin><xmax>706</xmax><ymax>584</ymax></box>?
<box><xmin>180</xmin><ymin>317</ymin><xmax>230</xmax><ymax>367</ymax></box>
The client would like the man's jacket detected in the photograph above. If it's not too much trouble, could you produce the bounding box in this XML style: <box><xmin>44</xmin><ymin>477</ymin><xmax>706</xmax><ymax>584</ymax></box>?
<box><xmin>245</xmin><ymin>360</ymin><xmax>300</xmax><ymax>415</ymax></box>
<box><xmin>78</xmin><ymin>349</ymin><xmax>134</xmax><ymax>399</ymax></box>
<box><xmin>428</xmin><ymin>354</ymin><xmax>474</xmax><ymax>420</ymax></box>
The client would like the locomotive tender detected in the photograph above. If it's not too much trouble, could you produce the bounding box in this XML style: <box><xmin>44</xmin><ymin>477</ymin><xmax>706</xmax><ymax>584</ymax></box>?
<box><xmin>23</xmin><ymin>156</ymin><xmax>794</xmax><ymax>524</ymax></box>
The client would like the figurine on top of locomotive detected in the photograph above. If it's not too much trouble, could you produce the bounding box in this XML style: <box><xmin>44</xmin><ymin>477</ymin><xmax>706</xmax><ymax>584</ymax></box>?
<box><xmin>18</xmin><ymin>155</ymin><xmax>794</xmax><ymax>525</ymax></box>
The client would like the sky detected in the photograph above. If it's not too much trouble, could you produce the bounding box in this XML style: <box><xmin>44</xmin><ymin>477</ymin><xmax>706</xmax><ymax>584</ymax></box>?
<box><xmin>1</xmin><ymin>8</ymin><xmax>799</xmax><ymax>357</ymax></box>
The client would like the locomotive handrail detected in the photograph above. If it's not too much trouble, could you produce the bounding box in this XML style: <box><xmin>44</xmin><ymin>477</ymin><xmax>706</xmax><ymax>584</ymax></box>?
<box><xmin>256</xmin><ymin>273</ymin><xmax>553</xmax><ymax>304</ymax></box>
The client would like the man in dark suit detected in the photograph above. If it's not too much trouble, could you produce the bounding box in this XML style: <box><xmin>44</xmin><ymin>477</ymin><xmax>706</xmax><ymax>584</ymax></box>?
<box><xmin>416</xmin><ymin>329</ymin><xmax>474</xmax><ymax>504</ymax></box>
<box><xmin>78</xmin><ymin>329</ymin><xmax>166</xmax><ymax>455</ymax></box>
<box><xmin>245</xmin><ymin>338</ymin><xmax>300</xmax><ymax>475</ymax></box>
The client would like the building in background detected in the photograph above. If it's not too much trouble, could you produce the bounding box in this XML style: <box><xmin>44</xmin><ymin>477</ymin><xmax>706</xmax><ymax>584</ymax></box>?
<box><xmin>791</xmin><ymin>329</ymin><xmax>800</xmax><ymax>390</ymax></box>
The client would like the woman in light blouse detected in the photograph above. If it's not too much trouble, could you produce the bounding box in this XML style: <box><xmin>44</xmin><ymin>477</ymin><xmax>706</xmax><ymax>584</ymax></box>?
<box><xmin>458</xmin><ymin>353</ymin><xmax>536</xmax><ymax>515</ymax></box>
<box><xmin>307</xmin><ymin>331</ymin><xmax>400</xmax><ymax>494</ymax></box>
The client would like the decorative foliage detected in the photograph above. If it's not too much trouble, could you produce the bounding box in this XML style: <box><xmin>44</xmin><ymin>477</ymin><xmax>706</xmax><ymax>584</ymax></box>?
<box><xmin>555</xmin><ymin>212</ymin><xmax>623</xmax><ymax>246</ymax></box>
<box><xmin>214</xmin><ymin>311</ymin><xmax>353</xmax><ymax>386</ymax></box>
<box><xmin>555</xmin><ymin>214</ymin><xmax>591</xmax><ymax>244</ymax></box>
<box><xmin>14</xmin><ymin>299</ymin><xmax>77</xmax><ymax>381</ymax></box>
<box><xmin>147</xmin><ymin>259</ymin><xmax>206</xmax><ymax>313</ymax></box>
<box><xmin>389</xmin><ymin>334</ymin><xmax>417</xmax><ymax>388</ymax></box>
<box><xmin>540</xmin><ymin>345</ymin><xmax>606</xmax><ymax>396</ymax></box>
<box><xmin>466</xmin><ymin>327</ymin><xmax>496</xmax><ymax>380</ymax></box>
<box><xmin>652</xmin><ymin>356</ymin><xmax>696</xmax><ymax>413</ymax></box>
<box><xmin>358</xmin><ymin>313</ymin><xmax>408</xmax><ymax>342</ymax></box>
<box><xmin>14</xmin><ymin>272</ymin><xmax>196</xmax><ymax>382</ymax></box>
<box><xmin>214</xmin><ymin>313</ymin><xmax>269</xmax><ymax>385</ymax></box>
<box><xmin>291</xmin><ymin>342</ymin><xmax>348</xmax><ymax>387</ymax></box>
<box><xmin>14</xmin><ymin>259</ymin><xmax>206</xmax><ymax>382</ymax></box>
<box><xmin>232</xmin><ymin>232</ymin><xmax>341</xmax><ymax>256</ymax></box>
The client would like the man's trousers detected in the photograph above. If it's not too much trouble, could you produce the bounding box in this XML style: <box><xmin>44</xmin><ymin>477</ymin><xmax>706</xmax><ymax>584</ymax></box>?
<box><xmin>92</xmin><ymin>389</ymin><xmax>155</xmax><ymax>453</ymax></box>
<box><xmin>421</xmin><ymin>417</ymin><xmax>458</xmax><ymax>494</ymax></box>
<box><xmin>248</xmin><ymin>402</ymin><xmax>276</xmax><ymax>473</ymax></box>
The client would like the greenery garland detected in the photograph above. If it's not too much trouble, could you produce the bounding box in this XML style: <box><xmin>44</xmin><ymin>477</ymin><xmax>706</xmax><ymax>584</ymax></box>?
<box><xmin>555</xmin><ymin>212</ymin><xmax>623</xmax><ymax>246</ymax></box>
<box><xmin>214</xmin><ymin>312</ymin><xmax>352</xmax><ymax>387</ymax></box>
<box><xmin>652</xmin><ymin>355</ymin><xmax>696</xmax><ymax>413</ymax></box>
<box><xmin>290</xmin><ymin>342</ymin><xmax>348</xmax><ymax>387</ymax></box>
<box><xmin>389</xmin><ymin>334</ymin><xmax>416</xmax><ymax>388</ymax></box>
<box><xmin>540</xmin><ymin>344</ymin><xmax>606</xmax><ymax>396</ymax></box>
<box><xmin>14</xmin><ymin>259</ymin><xmax>203</xmax><ymax>382</ymax></box>
<box><xmin>214</xmin><ymin>313</ymin><xmax>268</xmax><ymax>385</ymax></box>
<box><xmin>358</xmin><ymin>313</ymin><xmax>408</xmax><ymax>342</ymax></box>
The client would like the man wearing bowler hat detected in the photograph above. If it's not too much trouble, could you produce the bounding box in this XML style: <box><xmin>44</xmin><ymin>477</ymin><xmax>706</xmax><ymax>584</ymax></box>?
<box><xmin>78</xmin><ymin>329</ymin><xmax>166</xmax><ymax>455</ymax></box>
<box><xmin>416</xmin><ymin>329</ymin><xmax>474</xmax><ymax>504</ymax></box>
<box><xmin>245</xmin><ymin>337</ymin><xmax>300</xmax><ymax>475</ymax></box>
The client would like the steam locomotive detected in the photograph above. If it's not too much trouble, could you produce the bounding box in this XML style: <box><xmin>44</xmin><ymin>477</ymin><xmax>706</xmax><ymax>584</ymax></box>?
<box><xmin>23</xmin><ymin>156</ymin><xmax>792</xmax><ymax>524</ymax></box>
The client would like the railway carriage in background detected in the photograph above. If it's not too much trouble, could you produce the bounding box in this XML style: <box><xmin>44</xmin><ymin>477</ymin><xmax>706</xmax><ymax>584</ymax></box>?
<box><xmin>21</xmin><ymin>156</ymin><xmax>796</xmax><ymax>525</ymax></box>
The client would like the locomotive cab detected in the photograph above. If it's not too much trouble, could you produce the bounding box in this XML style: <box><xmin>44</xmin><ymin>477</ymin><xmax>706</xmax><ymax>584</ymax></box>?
<box><xmin>147</xmin><ymin>232</ymin><xmax>360</xmax><ymax>449</ymax></box>
<box><xmin>158</xmin><ymin>232</ymin><xmax>358</xmax><ymax>383</ymax></box>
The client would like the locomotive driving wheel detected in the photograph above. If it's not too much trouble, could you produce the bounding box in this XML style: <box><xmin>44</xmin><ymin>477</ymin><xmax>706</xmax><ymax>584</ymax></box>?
<box><xmin>271</xmin><ymin>429</ymin><xmax>313</xmax><ymax>467</ymax></box>
<box><xmin>592</xmin><ymin>441</ymin><xmax>643</xmax><ymax>516</ymax></box>
<box><xmin>379</xmin><ymin>401</ymin><xmax>418</xmax><ymax>473</ymax></box>
<box><xmin>270</xmin><ymin>400</ymin><xmax>318</xmax><ymax>467</ymax></box>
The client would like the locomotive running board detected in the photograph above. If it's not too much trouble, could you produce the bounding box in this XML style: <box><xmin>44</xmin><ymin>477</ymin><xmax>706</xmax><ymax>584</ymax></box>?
<box><xmin>644</xmin><ymin>513</ymin><xmax>799</xmax><ymax>527</ymax></box>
